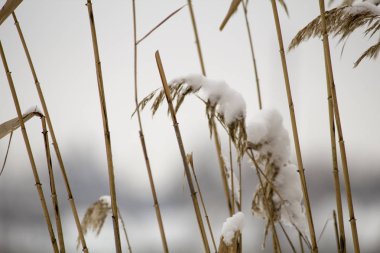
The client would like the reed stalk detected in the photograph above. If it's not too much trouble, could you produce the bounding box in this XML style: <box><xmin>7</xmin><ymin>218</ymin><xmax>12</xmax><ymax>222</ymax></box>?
<box><xmin>118</xmin><ymin>208</ymin><xmax>133</xmax><ymax>253</ymax></box>
<box><xmin>269</xmin><ymin>1</ymin><xmax>318</xmax><ymax>252</ymax></box>
<box><xmin>317</xmin><ymin>3</ymin><xmax>346</xmax><ymax>252</ymax></box>
<box><xmin>318</xmin><ymin>1</ymin><xmax>360</xmax><ymax>252</ymax></box>
<box><xmin>333</xmin><ymin>210</ymin><xmax>341</xmax><ymax>253</ymax></box>
<box><xmin>85</xmin><ymin>1</ymin><xmax>122</xmax><ymax>252</ymax></box>
<box><xmin>41</xmin><ymin>116</ymin><xmax>65</xmax><ymax>253</ymax></box>
<box><xmin>279</xmin><ymin>222</ymin><xmax>297</xmax><ymax>253</ymax></box>
<box><xmin>11</xmin><ymin>12</ymin><xmax>89</xmax><ymax>252</ymax></box>
<box><xmin>299</xmin><ymin>232</ymin><xmax>305</xmax><ymax>253</ymax></box>
<box><xmin>187</xmin><ymin>153</ymin><xmax>218</xmax><ymax>253</ymax></box>
<box><xmin>155</xmin><ymin>51</ymin><xmax>210</xmax><ymax>253</ymax></box>
<box><xmin>0</xmin><ymin>41</ymin><xmax>59</xmax><ymax>253</ymax></box>
<box><xmin>228</xmin><ymin>137</ymin><xmax>235</xmax><ymax>214</ymax></box>
<box><xmin>186</xmin><ymin>0</ymin><xmax>233</xmax><ymax>215</ymax></box>
<box><xmin>241</xmin><ymin>1</ymin><xmax>262</xmax><ymax>109</ymax></box>
<box><xmin>132</xmin><ymin>1</ymin><xmax>169</xmax><ymax>252</ymax></box>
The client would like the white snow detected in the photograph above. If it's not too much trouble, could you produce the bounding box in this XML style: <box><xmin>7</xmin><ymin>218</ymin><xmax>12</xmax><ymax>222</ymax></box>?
<box><xmin>170</xmin><ymin>74</ymin><xmax>246</xmax><ymax>125</ymax></box>
<box><xmin>248</xmin><ymin>109</ymin><xmax>307</xmax><ymax>237</ymax></box>
<box><xmin>23</xmin><ymin>105</ymin><xmax>43</xmax><ymax>115</ymax></box>
<box><xmin>345</xmin><ymin>2</ymin><xmax>380</xmax><ymax>15</ymax></box>
<box><xmin>247</xmin><ymin>109</ymin><xmax>290</xmax><ymax>166</ymax></box>
<box><xmin>221</xmin><ymin>212</ymin><xmax>245</xmax><ymax>246</ymax></box>
<box><xmin>99</xmin><ymin>195</ymin><xmax>112</xmax><ymax>208</ymax></box>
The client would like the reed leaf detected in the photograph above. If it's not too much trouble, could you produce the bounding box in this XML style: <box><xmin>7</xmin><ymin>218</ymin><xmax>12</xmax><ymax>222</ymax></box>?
<box><xmin>0</xmin><ymin>0</ymin><xmax>22</xmax><ymax>25</ymax></box>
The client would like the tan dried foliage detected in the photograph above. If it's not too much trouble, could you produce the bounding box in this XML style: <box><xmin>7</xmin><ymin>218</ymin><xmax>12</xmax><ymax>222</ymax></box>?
<box><xmin>77</xmin><ymin>198</ymin><xmax>111</xmax><ymax>248</ymax></box>
<box><xmin>289</xmin><ymin>3</ymin><xmax>380</xmax><ymax>66</ymax></box>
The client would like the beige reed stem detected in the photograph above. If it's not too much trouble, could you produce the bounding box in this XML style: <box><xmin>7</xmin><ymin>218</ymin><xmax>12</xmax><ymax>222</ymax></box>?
<box><xmin>269</xmin><ymin>1</ymin><xmax>318</xmax><ymax>252</ymax></box>
<box><xmin>85</xmin><ymin>1</ymin><xmax>122</xmax><ymax>252</ymax></box>
<box><xmin>241</xmin><ymin>1</ymin><xmax>262</xmax><ymax>109</ymax></box>
<box><xmin>11</xmin><ymin>12</ymin><xmax>89</xmax><ymax>252</ymax></box>
<box><xmin>318</xmin><ymin>1</ymin><xmax>360</xmax><ymax>252</ymax></box>
<box><xmin>333</xmin><ymin>210</ymin><xmax>341</xmax><ymax>253</ymax></box>
<box><xmin>0</xmin><ymin>41</ymin><xmax>59</xmax><ymax>253</ymax></box>
<box><xmin>132</xmin><ymin>1</ymin><xmax>169</xmax><ymax>252</ymax></box>
<box><xmin>41</xmin><ymin>116</ymin><xmax>66</xmax><ymax>253</ymax></box>
<box><xmin>188</xmin><ymin>154</ymin><xmax>218</xmax><ymax>253</ymax></box>
<box><xmin>317</xmin><ymin>2</ymin><xmax>346</xmax><ymax>252</ymax></box>
<box><xmin>117</xmin><ymin>208</ymin><xmax>133</xmax><ymax>253</ymax></box>
<box><xmin>155</xmin><ymin>51</ymin><xmax>211</xmax><ymax>253</ymax></box>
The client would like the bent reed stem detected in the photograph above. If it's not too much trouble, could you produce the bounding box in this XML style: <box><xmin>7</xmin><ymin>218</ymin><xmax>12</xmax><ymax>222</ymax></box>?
<box><xmin>11</xmin><ymin>12</ymin><xmax>89</xmax><ymax>252</ymax></box>
<box><xmin>155</xmin><ymin>51</ymin><xmax>211</xmax><ymax>253</ymax></box>
<box><xmin>0</xmin><ymin>41</ymin><xmax>59</xmax><ymax>253</ymax></box>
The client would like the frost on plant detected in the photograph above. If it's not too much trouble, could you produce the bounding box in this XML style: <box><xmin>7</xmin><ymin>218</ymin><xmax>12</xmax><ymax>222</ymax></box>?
<box><xmin>248</xmin><ymin>109</ymin><xmax>307</xmax><ymax>241</ymax></box>
<box><xmin>220</xmin><ymin>212</ymin><xmax>245</xmax><ymax>246</ymax></box>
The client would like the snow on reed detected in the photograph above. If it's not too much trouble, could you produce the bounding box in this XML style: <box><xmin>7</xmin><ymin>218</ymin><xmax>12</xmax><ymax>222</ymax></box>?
<box><xmin>172</xmin><ymin>74</ymin><xmax>246</xmax><ymax>125</ymax></box>
<box><xmin>345</xmin><ymin>1</ymin><xmax>380</xmax><ymax>15</ymax></box>
<box><xmin>221</xmin><ymin>212</ymin><xmax>245</xmax><ymax>246</ymax></box>
<box><xmin>248</xmin><ymin>109</ymin><xmax>307</xmax><ymax>237</ymax></box>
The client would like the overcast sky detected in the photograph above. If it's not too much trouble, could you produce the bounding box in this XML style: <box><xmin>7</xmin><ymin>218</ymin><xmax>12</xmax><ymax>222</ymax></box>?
<box><xmin>1</xmin><ymin>0</ymin><xmax>380</xmax><ymax>252</ymax></box>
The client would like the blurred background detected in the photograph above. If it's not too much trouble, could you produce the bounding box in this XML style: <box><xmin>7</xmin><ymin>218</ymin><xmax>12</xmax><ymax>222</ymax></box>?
<box><xmin>0</xmin><ymin>0</ymin><xmax>379</xmax><ymax>252</ymax></box>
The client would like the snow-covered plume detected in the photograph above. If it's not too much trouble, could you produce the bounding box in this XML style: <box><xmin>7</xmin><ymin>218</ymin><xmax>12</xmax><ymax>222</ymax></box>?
<box><xmin>172</xmin><ymin>74</ymin><xmax>246</xmax><ymax>125</ymax></box>
<box><xmin>345</xmin><ymin>1</ymin><xmax>380</xmax><ymax>15</ymax></box>
<box><xmin>248</xmin><ymin>109</ymin><xmax>307</xmax><ymax>238</ymax></box>
<box><xmin>221</xmin><ymin>212</ymin><xmax>245</xmax><ymax>246</ymax></box>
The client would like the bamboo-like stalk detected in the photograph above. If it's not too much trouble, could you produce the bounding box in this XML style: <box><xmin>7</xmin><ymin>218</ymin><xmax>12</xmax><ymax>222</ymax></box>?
<box><xmin>155</xmin><ymin>51</ymin><xmax>210</xmax><ymax>253</ymax></box>
<box><xmin>187</xmin><ymin>0</ymin><xmax>206</xmax><ymax>76</ymax></box>
<box><xmin>241</xmin><ymin>1</ymin><xmax>262</xmax><ymax>109</ymax></box>
<box><xmin>318</xmin><ymin>1</ymin><xmax>360</xmax><ymax>252</ymax></box>
<box><xmin>131</xmin><ymin>1</ymin><xmax>169</xmax><ymax>252</ymax></box>
<box><xmin>41</xmin><ymin>116</ymin><xmax>65</xmax><ymax>253</ymax></box>
<box><xmin>229</xmin><ymin>137</ymin><xmax>235</xmax><ymax>214</ymax></box>
<box><xmin>85</xmin><ymin>1</ymin><xmax>122</xmax><ymax>252</ymax></box>
<box><xmin>186</xmin><ymin>0</ymin><xmax>232</xmax><ymax>215</ymax></box>
<box><xmin>187</xmin><ymin>153</ymin><xmax>217</xmax><ymax>253</ymax></box>
<box><xmin>318</xmin><ymin>3</ymin><xmax>346</xmax><ymax>252</ymax></box>
<box><xmin>118</xmin><ymin>208</ymin><xmax>133</xmax><ymax>253</ymax></box>
<box><xmin>212</xmin><ymin>121</ymin><xmax>233</xmax><ymax>216</ymax></box>
<box><xmin>333</xmin><ymin>210</ymin><xmax>341</xmax><ymax>253</ymax></box>
<box><xmin>11</xmin><ymin>12</ymin><xmax>89</xmax><ymax>252</ymax></box>
<box><xmin>269</xmin><ymin>1</ymin><xmax>318</xmax><ymax>252</ymax></box>
<box><xmin>0</xmin><ymin>41</ymin><xmax>59</xmax><ymax>253</ymax></box>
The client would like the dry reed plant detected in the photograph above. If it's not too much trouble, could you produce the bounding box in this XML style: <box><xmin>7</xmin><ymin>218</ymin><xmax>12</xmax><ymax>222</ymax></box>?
<box><xmin>85</xmin><ymin>1</ymin><xmax>122</xmax><ymax>252</ymax></box>
<box><xmin>41</xmin><ymin>116</ymin><xmax>66</xmax><ymax>253</ymax></box>
<box><xmin>155</xmin><ymin>51</ymin><xmax>211</xmax><ymax>253</ymax></box>
<box><xmin>11</xmin><ymin>12</ymin><xmax>89</xmax><ymax>252</ymax></box>
<box><xmin>0</xmin><ymin>0</ymin><xmax>22</xmax><ymax>25</ymax></box>
<box><xmin>78</xmin><ymin>196</ymin><xmax>132</xmax><ymax>252</ymax></box>
<box><xmin>0</xmin><ymin>41</ymin><xmax>59</xmax><ymax>253</ymax></box>
<box><xmin>131</xmin><ymin>1</ymin><xmax>169</xmax><ymax>251</ymax></box>
<box><xmin>218</xmin><ymin>212</ymin><xmax>244</xmax><ymax>253</ymax></box>
<box><xmin>187</xmin><ymin>153</ymin><xmax>218</xmax><ymax>252</ymax></box>
<box><xmin>289</xmin><ymin>0</ymin><xmax>380</xmax><ymax>66</ymax></box>
<box><xmin>269</xmin><ymin>0</ymin><xmax>318</xmax><ymax>251</ymax></box>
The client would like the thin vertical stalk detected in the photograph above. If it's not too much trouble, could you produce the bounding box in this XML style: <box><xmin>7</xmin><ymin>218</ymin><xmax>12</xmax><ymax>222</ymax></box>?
<box><xmin>319</xmin><ymin>4</ymin><xmax>346</xmax><ymax>251</ymax></box>
<box><xmin>333</xmin><ymin>210</ymin><xmax>341</xmax><ymax>253</ymax></box>
<box><xmin>41</xmin><ymin>116</ymin><xmax>65</xmax><ymax>253</ymax></box>
<box><xmin>318</xmin><ymin>1</ymin><xmax>360</xmax><ymax>252</ymax></box>
<box><xmin>279</xmin><ymin>222</ymin><xmax>297</xmax><ymax>253</ymax></box>
<box><xmin>0</xmin><ymin>41</ymin><xmax>59</xmax><ymax>253</ymax></box>
<box><xmin>241</xmin><ymin>1</ymin><xmax>262</xmax><ymax>109</ymax></box>
<box><xmin>212</xmin><ymin>122</ymin><xmax>233</xmax><ymax>216</ymax></box>
<box><xmin>188</xmin><ymin>154</ymin><xmax>218</xmax><ymax>253</ymax></box>
<box><xmin>132</xmin><ymin>1</ymin><xmax>169</xmax><ymax>252</ymax></box>
<box><xmin>186</xmin><ymin>1</ymin><xmax>232</xmax><ymax>215</ymax></box>
<box><xmin>229</xmin><ymin>137</ymin><xmax>235</xmax><ymax>214</ymax></box>
<box><xmin>269</xmin><ymin>1</ymin><xmax>318</xmax><ymax>252</ymax></box>
<box><xmin>11</xmin><ymin>12</ymin><xmax>89</xmax><ymax>252</ymax></box>
<box><xmin>155</xmin><ymin>51</ymin><xmax>210</xmax><ymax>253</ymax></box>
<box><xmin>85</xmin><ymin>1</ymin><xmax>122</xmax><ymax>252</ymax></box>
<box><xmin>187</xmin><ymin>0</ymin><xmax>206</xmax><ymax>76</ymax></box>
<box><xmin>118</xmin><ymin>208</ymin><xmax>133</xmax><ymax>253</ymax></box>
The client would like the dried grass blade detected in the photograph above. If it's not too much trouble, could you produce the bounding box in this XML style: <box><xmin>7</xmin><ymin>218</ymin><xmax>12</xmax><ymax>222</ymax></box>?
<box><xmin>354</xmin><ymin>40</ymin><xmax>380</xmax><ymax>67</ymax></box>
<box><xmin>0</xmin><ymin>131</ymin><xmax>13</xmax><ymax>176</ymax></box>
<box><xmin>219</xmin><ymin>0</ymin><xmax>242</xmax><ymax>31</ymax></box>
<box><xmin>0</xmin><ymin>0</ymin><xmax>22</xmax><ymax>25</ymax></box>
<box><xmin>0</xmin><ymin>111</ymin><xmax>42</xmax><ymax>139</ymax></box>
<box><xmin>136</xmin><ymin>4</ymin><xmax>186</xmax><ymax>45</ymax></box>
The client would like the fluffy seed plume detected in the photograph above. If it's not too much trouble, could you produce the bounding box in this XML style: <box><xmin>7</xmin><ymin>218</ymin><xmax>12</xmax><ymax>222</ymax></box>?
<box><xmin>289</xmin><ymin>0</ymin><xmax>380</xmax><ymax>66</ymax></box>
